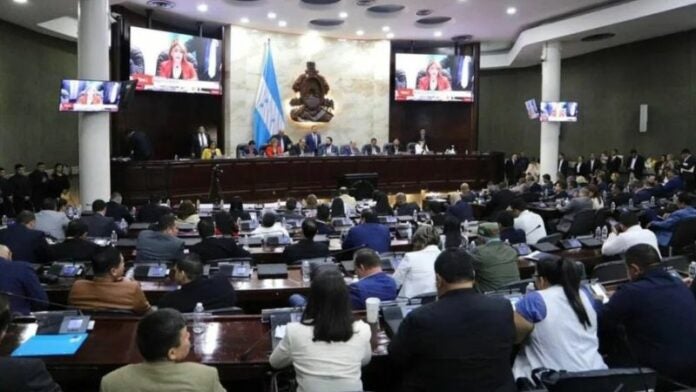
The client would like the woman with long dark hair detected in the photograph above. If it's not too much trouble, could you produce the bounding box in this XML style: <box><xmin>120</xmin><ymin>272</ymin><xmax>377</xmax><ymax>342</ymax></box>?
<box><xmin>270</xmin><ymin>269</ymin><xmax>372</xmax><ymax>392</ymax></box>
<box><xmin>373</xmin><ymin>191</ymin><xmax>393</xmax><ymax>216</ymax></box>
<box><xmin>512</xmin><ymin>258</ymin><xmax>606</xmax><ymax>380</ymax></box>
<box><xmin>442</xmin><ymin>215</ymin><xmax>464</xmax><ymax>249</ymax></box>
<box><xmin>228</xmin><ymin>196</ymin><xmax>250</xmax><ymax>222</ymax></box>
<box><xmin>330</xmin><ymin>197</ymin><xmax>346</xmax><ymax>218</ymax></box>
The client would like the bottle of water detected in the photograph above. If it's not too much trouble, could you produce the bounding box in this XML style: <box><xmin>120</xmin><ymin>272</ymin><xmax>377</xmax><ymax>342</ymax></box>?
<box><xmin>174</xmin><ymin>154</ymin><xmax>178</xmax><ymax>161</ymax></box>
<box><xmin>468</xmin><ymin>240</ymin><xmax>476</xmax><ymax>252</ymax></box>
<box><xmin>119</xmin><ymin>218</ymin><xmax>128</xmax><ymax>232</ymax></box>
<box><xmin>595</xmin><ymin>226</ymin><xmax>602</xmax><ymax>240</ymax></box>
<box><xmin>110</xmin><ymin>230</ymin><xmax>118</xmax><ymax>245</ymax></box>
<box><xmin>1</xmin><ymin>215</ymin><xmax>6</xmax><ymax>226</ymax></box>
<box><xmin>525</xmin><ymin>282</ymin><xmax>536</xmax><ymax>294</ymax></box>
<box><xmin>412</xmin><ymin>209</ymin><xmax>418</xmax><ymax>222</ymax></box>
<box><xmin>193</xmin><ymin>302</ymin><xmax>205</xmax><ymax>334</ymax></box>
<box><xmin>282</xmin><ymin>216</ymin><xmax>287</xmax><ymax>228</ymax></box>
<box><xmin>689</xmin><ymin>262</ymin><xmax>696</xmax><ymax>279</ymax></box>
<box><xmin>130</xmin><ymin>206</ymin><xmax>137</xmax><ymax>218</ymax></box>
<box><xmin>610</xmin><ymin>201</ymin><xmax>616</xmax><ymax>211</ymax></box>
<box><xmin>301</xmin><ymin>260</ymin><xmax>311</xmax><ymax>284</ymax></box>
<box><xmin>628</xmin><ymin>198</ymin><xmax>634</xmax><ymax>208</ymax></box>
<box><xmin>650</xmin><ymin>196</ymin><xmax>655</xmax><ymax>207</ymax></box>
<box><xmin>601</xmin><ymin>226</ymin><xmax>608</xmax><ymax>241</ymax></box>
<box><xmin>463</xmin><ymin>219</ymin><xmax>469</xmax><ymax>235</ymax></box>
<box><xmin>406</xmin><ymin>224</ymin><xmax>413</xmax><ymax>240</ymax></box>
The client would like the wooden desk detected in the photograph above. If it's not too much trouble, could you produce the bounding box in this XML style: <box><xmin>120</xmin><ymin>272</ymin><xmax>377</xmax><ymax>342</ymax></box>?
<box><xmin>112</xmin><ymin>153</ymin><xmax>504</xmax><ymax>204</ymax></box>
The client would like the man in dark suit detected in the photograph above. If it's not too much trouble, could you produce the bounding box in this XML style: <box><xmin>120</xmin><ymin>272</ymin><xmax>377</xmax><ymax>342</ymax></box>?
<box><xmin>504</xmin><ymin>155</ymin><xmax>516</xmax><ymax>183</ymax></box>
<box><xmin>48</xmin><ymin>221</ymin><xmax>100</xmax><ymax>262</ymax></box>
<box><xmin>9</xmin><ymin>164</ymin><xmax>32</xmax><ymax>213</ymax></box>
<box><xmin>680</xmin><ymin>148</ymin><xmax>696</xmax><ymax>191</ymax></box>
<box><xmin>289</xmin><ymin>138</ymin><xmax>310</xmax><ymax>157</ymax></box>
<box><xmin>608</xmin><ymin>149</ymin><xmax>622</xmax><ymax>174</ymax></box>
<box><xmin>191</xmin><ymin>126</ymin><xmax>211</xmax><ymax>158</ymax></box>
<box><xmin>273</xmin><ymin>130</ymin><xmax>293</xmax><ymax>154</ymax></box>
<box><xmin>386</xmin><ymin>138</ymin><xmax>403</xmax><ymax>155</ymax></box>
<box><xmin>0</xmin><ymin>295</ymin><xmax>62</xmax><ymax>391</ymax></box>
<box><xmin>626</xmin><ymin>149</ymin><xmax>645</xmax><ymax>179</ymax></box>
<box><xmin>362</xmin><ymin>138</ymin><xmax>382</xmax><ymax>156</ymax></box>
<box><xmin>575</xmin><ymin>155</ymin><xmax>590</xmax><ymax>178</ymax></box>
<box><xmin>127</xmin><ymin>129</ymin><xmax>153</xmax><ymax>161</ymax></box>
<box><xmin>0</xmin><ymin>167</ymin><xmax>14</xmax><ymax>217</ymax></box>
<box><xmin>304</xmin><ymin>126</ymin><xmax>322</xmax><ymax>155</ymax></box>
<box><xmin>348</xmin><ymin>248</ymin><xmax>397</xmax><ymax>309</ymax></box>
<box><xmin>105</xmin><ymin>192</ymin><xmax>134</xmax><ymax>225</ymax></box>
<box><xmin>80</xmin><ymin>199</ymin><xmax>122</xmax><ymax>238</ymax></box>
<box><xmin>340</xmin><ymin>141</ymin><xmax>361</xmax><ymax>156</ymax></box>
<box><xmin>514</xmin><ymin>152</ymin><xmax>529</xmax><ymax>180</ymax></box>
<box><xmin>0</xmin><ymin>244</ymin><xmax>48</xmax><ymax>315</ymax></box>
<box><xmin>389</xmin><ymin>248</ymin><xmax>516</xmax><ymax>392</ymax></box>
<box><xmin>557</xmin><ymin>153</ymin><xmax>569</xmax><ymax>178</ymax></box>
<box><xmin>189</xmin><ymin>219</ymin><xmax>249</xmax><ymax>263</ymax></box>
<box><xmin>0</xmin><ymin>211</ymin><xmax>49</xmax><ymax>263</ymax></box>
<box><xmin>446</xmin><ymin>193</ymin><xmax>474</xmax><ymax>222</ymax></box>
<box><xmin>28</xmin><ymin>162</ymin><xmax>49</xmax><ymax>210</ymax></box>
<box><xmin>135</xmin><ymin>214</ymin><xmax>185</xmax><ymax>262</ymax></box>
<box><xmin>393</xmin><ymin>193</ymin><xmax>420</xmax><ymax>216</ymax></box>
<box><xmin>137</xmin><ymin>196</ymin><xmax>172</xmax><ymax>223</ymax></box>
<box><xmin>315</xmin><ymin>204</ymin><xmax>335</xmax><ymax>235</ymax></box>
<box><xmin>587</xmin><ymin>153</ymin><xmax>600</xmax><ymax>175</ymax></box>
<box><xmin>186</xmin><ymin>38</ymin><xmax>222</xmax><ymax>82</ymax></box>
<box><xmin>342</xmin><ymin>209</ymin><xmax>390</xmax><ymax>253</ymax></box>
<box><xmin>281</xmin><ymin>219</ymin><xmax>329</xmax><ymax>265</ymax></box>
<box><xmin>483</xmin><ymin>183</ymin><xmax>516</xmax><ymax>220</ymax></box>
<box><xmin>319</xmin><ymin>137</ymin><xmax>339</xmax><ymax>156</ymax></box>
<box><xmin>157</xmin><ymin>254</ymin><xmax>236</xmax><ymax>313</ymax></box>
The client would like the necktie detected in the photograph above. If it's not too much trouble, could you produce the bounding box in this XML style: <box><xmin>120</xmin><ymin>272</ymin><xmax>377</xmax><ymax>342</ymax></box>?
<box><xmin>199</xmin><ymin>134</ymin><xmax>204</xmax><ymax>149</ymax></box>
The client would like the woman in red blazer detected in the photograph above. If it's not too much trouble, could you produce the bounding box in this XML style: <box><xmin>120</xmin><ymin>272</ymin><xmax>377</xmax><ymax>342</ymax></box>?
<box><xmin>265</xmin><ymin>137</ymin><xmax>282</xmax><ymax>157</ymax></box>
<box><xmin>157</xmin><ymin>41</ymin><xmax>198</xmax><ymax>80</ymax></box>
<box><xmin>416</xmin><ymin>61</ymin><xmax>451</xmax><ymax>91</ymax></box>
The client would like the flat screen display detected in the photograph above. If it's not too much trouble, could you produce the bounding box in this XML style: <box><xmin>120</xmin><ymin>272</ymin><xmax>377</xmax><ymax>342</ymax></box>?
<box><xmin>59</xmin><ymin>79</ymin><xmax>122</xmax><ymax>112</ymax></box>
<box><xmin>525</xmin><ymin>99</ymin><xmax>539</xmax><ymax>119</ymax></box>
<box><xmin>540</xmin><ymin>101</ymin><xmax>578</xmax><ymax>122</ymax></box>
<box><xmin>129</xmin><ymin>26</ymin><xmax>222</xmax><ymax>94</ymax></box>
<box><xmin>394</xmin><ymin>53</ymin><xmax>474</xmax><ymax>102</ymax></box>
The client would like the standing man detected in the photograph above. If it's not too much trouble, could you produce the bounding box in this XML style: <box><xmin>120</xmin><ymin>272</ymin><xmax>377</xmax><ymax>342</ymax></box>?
<box><xmin>127</xmin><ymin>129</ymin><xmax>153</xmax><ymax>161</ymax></box>
<box><xmin>9</xmin><ymin>164</ymin><xmax>31</xmax><ymax>213</ymax></box>
<box><xmin>29</xmin><ymin>162</ymin><xmax>49</xmax><ymax>210</ymax></box>
<box><xmin>587</xmin><ymin>153</ymin><xmax>599</xmax><ymax>175</ymax></box>
<box><xmin>0</xmin><ymin>167</ymin><xmax>14</xmax><ymax>217</ymax></box>
<box><xmin>680</xmin><ymin>148</ymin><xmax>695</xmax><ymax>191</ymax></box>
<box><xmin>557</xmin><ymin>153</ymin><xmax>569</xmax><ymax>178</ymax></box>
<box><xmin>304</xmin><ymin>126</ymin><xmax>322</xmax><ymax>155</ymax></box>
<box><xmin>626</xmin><ymin>149</ymin><xmax>645</xmax><ymax>179</ymax></box>
<box><xmin>191</xmin><ymin>126</ymin><xmax>210</xmax><ymax>159</ymax></box>
<box><xmin>274</xmin><ymin>130</ymin><xmax>293</xmax><ymax>154</ymax></box>
<box><xmin>608</xmin><ymin>149</ymin><xmax>622</xmax><ymax>174</ymax></box>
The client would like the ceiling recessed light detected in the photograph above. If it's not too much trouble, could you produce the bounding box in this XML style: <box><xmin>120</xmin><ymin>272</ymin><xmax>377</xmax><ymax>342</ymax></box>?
<box><xmin>196</xmin><ymin>3</ymin><xmax>208</xmax><ymax>12</ymax></box>
<box><xmin>339</xmin><ymin>12</ymin><xmax>348</xmax><ymax>19</ymax></box>
<box><xmin>382</xmin><ymin>26</ymin><xmax>390</xmax><ymax>32</ymax></box>
<box><xmin>356</xmin><ymin>30</ymin><xmax>364</xmax><ymax>36</ymax></box>
<box><xmin>278</xmin><ymin>20</ymin><xmax>287</xmax><ymax>27</ymax></box>
<box><xmin>240</xmin><ymin>17</ymin><xmax>250</xmax><ymax>24</ymax></box>
<box><xmin>433</xmin><ymin>31</ymin><xmax>442</xmax><ymax>37</ymax></box>
<box><xmin>267</xmin><ymin>12</ymin><xmax>277</xmax><ymax>19</ymax></box>
<box><xmin>13</xmin><ymin>0</ymin><xmax>28</xmax><ymax>3</ymax></box>
<box><xmin>506</xmin><ymin>7</ymin><xmax>517</xmax><ymax>15</ymax></box>
<box><xmin>386</xmin><ymin>32</ymin><xmax>394</xmax><ymax>39</ymax></box>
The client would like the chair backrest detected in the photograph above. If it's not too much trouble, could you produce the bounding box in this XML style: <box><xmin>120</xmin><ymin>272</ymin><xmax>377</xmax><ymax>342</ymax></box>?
<box><xmin>591</xmin><ymin>260</ymin><xmax>629</xmax><ymax>283</ymax></box>
<box><xmin>537</xmin><ymin>232</ymin><xmax>562</xmax><ymax>244</ymax></box>
<box><xmin>235</xmin><ymin>143</ymin><xmax>247</xmax><ymax>158</ymax></box>
<box><xmin>593</xmin><ymin>208</ymin><xmax>611</xmax><ymax>229</ymax></box>
<box><xmin>567</xmin><ymin>209</ymin><xmax>596</xmax><ymax>237</ymax></box>
<box><xmin>669</xmin><ymin>218</ymin><xmax>696</xmax><ymax>248</ymax></box>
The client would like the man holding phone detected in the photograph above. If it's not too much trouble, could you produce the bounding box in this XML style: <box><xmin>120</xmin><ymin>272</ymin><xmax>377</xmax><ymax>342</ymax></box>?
<box><xmin>601</xmin><ymin>211</ymin><xmax>659</xmax><ymax>257</ymax></box>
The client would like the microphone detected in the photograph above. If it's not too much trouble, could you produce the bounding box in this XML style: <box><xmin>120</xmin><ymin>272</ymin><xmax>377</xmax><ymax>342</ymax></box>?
<box><xmin>0</xmin><ymin>290</ymin><xmax>83</xmax><ymax>316</ymax></box>
<box><xmin>526</xmin><ymin>224</ymin><xmax>542</xmax><ymax>236</ymax></box>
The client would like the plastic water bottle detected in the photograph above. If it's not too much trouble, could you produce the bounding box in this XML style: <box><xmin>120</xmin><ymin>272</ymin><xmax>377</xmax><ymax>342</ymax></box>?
<box><xmin>595</xmin><ymin>226</ymin><xmax>602</xmax><ymax>240</ymax></box>
<box><xmin>282</xmin><ymin>216</ymin><xmax>287</xmax><ymax>228</ymax></box>
<box><xmin>130</xmin><ymin>206</ymin><xmax>136</xmax><ymax>218</ymax></box>
<box><xmin>193</xmin><ymin>302</ymin><xmax>205</xmax><ymax>334</ymax></box>
<box><xmin>110</xmin><ymin>230</ymin><xmax>118</xmax><ymax>245</ymax></box>
<box><xmin>650</xmin><ymin>196</ymin><xmax>655</xmax><ymax>207</ymax></box>
<box><xmin>301</xmin><ymin>260</ymin><xmax>311</xmax><ymax>284</ymax></box>
<box><xmin>610</xmin><ymin>201</ymin><xmax>616</xmax><ymax>211</ymax></box>
<box><xmin>0</xmin><ymin>215</ymin><xmax>6</xmax><ymax>226</ymax></box>
<box><xmin>412</xmin><ymin>209</ymin><xmax>418</xmax><ymax>222</ymax></box>
<box><xmin>463</xmin><ymin>219</ymin><xmax>469</xmax><ymax>235</ymax></box>
<box><xmin>406</xmin><ymin>224</ymin><xmax>413</xmax><ymax>240</ymax></box>
<box><xmin>689</xmin><ymin>262</ymin><xmax>696</xmax><ymax>279</ymax></box>
<box><xmin>601</xmin><ymin>226</ymin><xmax>608</xmax><ymax>241</ymax></box>
<box><xmin>628</xmin><ymin>198</ymin><xmax>634</xmax><ymax>208</ymax></box>
<box><xmin>525</xmin><ymin>282</ymin><xmax>536</xmax><ymax>294</ymax></box>
<box><xmin>504</xmin><ymin>239</ymin><xmax>510</xmax><ymax>246</ymax></box>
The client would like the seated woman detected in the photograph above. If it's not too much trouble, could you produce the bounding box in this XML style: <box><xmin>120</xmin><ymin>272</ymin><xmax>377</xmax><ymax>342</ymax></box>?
<box><xmin>175</xmin><ymin>200</ymin><xmax>200</xmax><ymax>225</ymax></box>
<box><xmin>201</xmin><ymin>141</ymin><xmax>222</xmax><ymax>160</ymax></box>
<box><xmin>373</xmin><ymin>191</ymin><xmax>393</xmax><ymax>216</ymax></box>
<box><xmin>330</xmin><ymin>197</ymin><xmax>346</xmax><ymax>218</ymax></box>
<box><xmin>270</xmin><ymin>269</ymin><xmax>372</xmax><ymax>392</ymax></box>
<box><xmin>265</xmin><ymin>137</ymin><xmax>282</xmax><ymax>157</ymax></box>
<box><xmin>512</xmin><ymin>259</ymin><xmax>606</xmax><ymax>381</ymax></box>
<box><xmin>228</xmin><ymin>196</ymin><xmax>251</xmax><ymax>223</ymax></box>
<box><xmin>441</xmin><ymin>215</ymin><xmax>464</xmax><ymax>249</ymax></box>
<box><xmin>587</xmin><ymin>184</ymin><xmax>604</xmax><ymax>210</ymax></box>
<box><xmin>304</xmin><ymin>194</ymin><xmax>319</xmax><ymax>210</ymax></box>
<box><xmin>315</xmin><ymin>204</ymin><xmax>336</xmax><ymax>235</ymax></box>
<box><xmin>393</xmin><ymin>225</ymin><xmax>440</xmax><ymax>299</ymax></box>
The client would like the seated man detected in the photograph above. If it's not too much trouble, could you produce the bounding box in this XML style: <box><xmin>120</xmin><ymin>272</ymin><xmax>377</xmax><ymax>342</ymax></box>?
<box><xmin>0</xmin><ymin>245</ymin><xmax>47</xmax><ymax>315</ymax></box>
<box><xmin>0</xmin><ymin>295</ymin><xmax>62</xmax><ymax>391</ymax></box>
<box><xmin>510</xmin><ymin>198</ymin><xmax>546</xmax><ymax>244</ymax></box>
<box><xmin>338</xmin><ymin>186</ymin><xmax>357</xmax><ymax>212</ymax></box>
<box><xmin>0</xmin><ymin>210</ymin><xmax>50</xmax><ymax>263</ymax></box>
<box><xmin>648</xmin><ymin>192</ymin><xmax>696</xmax><ymax>247</ymax></box>
<box><xmin>135</xmin><ymin>214</ymin><xmax>185</xmax><ymax>262</ymax></box>
<box><xmin>362</xmin><ymin>138</ymin><xmax>381</xmax><ymax>155</ymax></box>
<box><xmin>69</xmin><ymin>247</ymin><xmax>151</xmax><ymax>314</ymax></box>
<box><xmin>100</xmin><ymin>309</ymin><xmax>226</xmax><ymax>392</ymax></box>
<box><xmin>281</xmin><ymin>219</ymin><xmax>329</xmax><ymax>264</ymax></box>
<box><xmin>282</xmin><ymin>198</ymin><xmax>304</xmax><ymax>220</ymax></box>
<box><xmin>318</xmin><ymin>137</ymin><xmax>339</xmax><ymax>156</ymax></box>
<box><xmin>386</xmin><ymin>138</ymin><xmax>402</xmax><ymax>155</ymax></box>
<box><xmin>497</xmin><ymin>211</ymin><xmax>526</xmax><ymax>245</ymax></box>
<box><xmin>459</xmin><ymin>182</ymin><xmax>476</xmax><ymax>203</ymax></box>
<box><xmin>349</xmin><ymin>249</ymin><xmax>397</xmax><ymax>309</ymax></box>
<box><xmin>599</xmin><ymin>244</ymin><xmax>696</xmax><ymax>387</ymax></box>
<box><xmin>601</xmin><ymin>210</ymin><xmax>659</xmax><ymax>257</ymax></box>
<box><xmin>389</xmin><ymin>248</ymin><xmax>516</xmax><ymax>392</ymax></box>
<box><xmin>80</xmin><ymin>199</ymin><xmax>122</xmax><ymax>238</ymax></box>
<box><xmin>446</xmin><ymin>192</ymin><xmax>474</xmax><ymax>222</ymax></box>
<box><xmin>49</xmin><ymin>221</ymin><xmax>101</xmax><ymax>261</ymax></box>
<box><xmin>553</xmin><ymin>180</ymin><xmax>569</xmax><ymax>199</ymax></box>
<box><xmin>250</xmin><ymin>212</ymin><xmax>290</xmax><ymax>238</ymax></box>
<box><xmin>157</xmin><ymin>254</ymin><xmax>237</xmax><ymax>313</ymax></box>
<box><xmin>105</xmin><ymin>192</ymin><xmax>134</xmax><ymax>225</ymax></box>
<box><xmin>655</xmin><ymin>168</ymin><xmax>684</xmax><ymax>198</ymax></box>
<box><xmin>190</xmin><ymin>219</ymin><xmax>250</xmax><ymax>263</ymax></box>
<box><xmin>393</xmin><ymin>192</ymin><xmax>420</xmax><ymax>216</ymax></box>
<box><xmin>340</xmin><ymin>141</ymin><xmax>361</xmax><ymax>156</ymax></box>
<box><xmin>471</xmin><ymin>225</ymin><xmax>521</xmax><ymax>293</ymax></box>
<box><xmin>289</xmin><ymin>138</ymin><xmax>310</xmax><ymax>157</ymax></box>
<box><xmin>342</xmin><ymin>209</ymin><xmax>391</xmax><ymax>253</ymax></box>
<box><xmin>34</xmin><ymin>198</ymin><xmax>69</xmax><ymax>241</ymax></box>
<box><xmin>556</xmin><ymin>187</ymin><xmax>593</xmax><ymax>232</ymax></box>
<box><xmin>137</xmin><ymin>195</ymin><xmax>172</xmax><ymax>223</ymax></box>
<box><xmin>314</xmin><ymin>204</ymin><xmax>336</xmax><ymax>235</ymax></box>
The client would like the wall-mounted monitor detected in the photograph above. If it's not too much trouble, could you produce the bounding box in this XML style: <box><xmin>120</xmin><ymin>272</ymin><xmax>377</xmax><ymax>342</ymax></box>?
<box><xmin>394</xmin><ymin>53</ymin><xmax>474</xmax><ymax>102</ymax></box>
<box><xmin>59</xmin><ymin>79</ymin><xmax>122</xmax><ymax>112</ymax></box>
<box><xmin>129</xmin><ymin>26</ymin><xmax>222</xmax><ymax>95</ymax></box>
<box><xmin>539</xmin><ymin>101</ymin><xmax>578</xmax><ymax>122</ymax></box>
<box><xmin>525</xmin><ymin>99</ymin><xmax>539</xmax><ymax>119</ymax></box>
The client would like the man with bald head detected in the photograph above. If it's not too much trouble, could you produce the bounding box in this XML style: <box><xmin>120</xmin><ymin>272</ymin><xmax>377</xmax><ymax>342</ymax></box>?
<box><xmin>0</xmin><ymin>244</ymin><xmax>48</xmax><ymax>315</ymax></box>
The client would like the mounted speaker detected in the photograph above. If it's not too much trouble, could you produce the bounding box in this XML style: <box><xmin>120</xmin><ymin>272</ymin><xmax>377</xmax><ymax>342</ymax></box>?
<box><xmin>639</xmin><ymin>104</ymin><xmax>648</xmax><ymax>133</ymax></box>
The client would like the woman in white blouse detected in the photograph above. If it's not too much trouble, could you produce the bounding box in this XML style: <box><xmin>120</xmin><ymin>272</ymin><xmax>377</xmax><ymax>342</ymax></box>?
<box><xmin>392</xmin><ymin>225</ymin><xmax>441</xmax><ymax>299</ymax></box>
<box><xmin>269</xmin><ymin>269</ymin><xmax>373</xmax><ymax>392</ymax></box>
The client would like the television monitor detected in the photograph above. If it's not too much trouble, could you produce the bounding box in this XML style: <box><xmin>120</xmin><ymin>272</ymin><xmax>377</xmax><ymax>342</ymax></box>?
<box><xmin>525</xmin><ymin>99</ymin><xmax>539</xmax><ymax>119</ymax></box>
<box><xmin>540</xmin><ymin>101</ymin><xmax>579</xmax><ymax>122</ymax></box>
<box><xmin>394</xmin><ymin>53</ymin><xmax>474</xmax><ymax>102</ymax></box>
<box><xmin>129</xmin><ymin>26</ymin><xmax>222</xmax><ymax>95</ymax></box>
<box><xmin>59</xmin><ymin>79</ymin><xmax>122</xmax><ymax>112</ymax></box>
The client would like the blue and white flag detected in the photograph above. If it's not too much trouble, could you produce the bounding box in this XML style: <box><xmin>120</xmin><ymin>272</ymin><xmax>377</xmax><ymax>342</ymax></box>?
<box><xmin>253</xmin><ymin>41</ymin><xmax>285</xmax><ymax>147</ymax></box>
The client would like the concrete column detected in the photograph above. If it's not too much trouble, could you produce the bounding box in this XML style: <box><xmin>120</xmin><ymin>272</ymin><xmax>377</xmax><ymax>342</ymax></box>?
<box><xmin>222</xmin><ymin>25</ymin><xmax>235</xmax><ymax>155</ymax></box>
<box><xmin>539</xmin><ymin>41</ymin><xmax>561</xmax><ymax>182</ymax></box>
<box><xmin>77</xmin><ymin>0</ymin><xmax>111</xmax><ymax>211</ymax></box>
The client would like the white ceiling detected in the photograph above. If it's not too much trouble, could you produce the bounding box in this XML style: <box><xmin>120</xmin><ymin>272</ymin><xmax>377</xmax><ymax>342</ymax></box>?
<box><xmin>1</xmin><ymin>0</ymin><xmax>696</xmax><ymax>68</ymax></box>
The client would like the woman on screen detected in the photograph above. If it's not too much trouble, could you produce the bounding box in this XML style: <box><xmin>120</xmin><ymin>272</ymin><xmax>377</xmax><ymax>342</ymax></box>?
<box><xmin>416</xmin><ymin>61</ymin><xmax>452</xmax><ymax>91</ymax></box>
<box><xmin>157</xmin><ymin>40</ymin><xmax>198</xmax><ymax>80</ymax></box>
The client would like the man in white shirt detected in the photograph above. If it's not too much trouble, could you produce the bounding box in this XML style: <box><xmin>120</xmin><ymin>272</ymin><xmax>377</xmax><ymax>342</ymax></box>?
<box><xmin>338</xmin><ymin>187</ymin><xmax>357</xmax><ymax>212</ymax></box>
<box><xmin>392</xmin><ymin>225</ymin><xmax>440</xmax><ymax>299</ymax></box>
<box><xmin>510</xmin><ymin>198</ymin><xmax>546</xmax><ymax>244</ymax></box>
<box><xmin>34</xmin><ymin>198</ymin><xmax>70</xmax><ymax>241</ymax></box>
<box><xmin>602</xmin><ymin>211</ymin><xmax>659</xmax><ymax>257</ymax></box>
<box><xmin>250</xmin><ymin>212</ymin><xmax>290</xmax><ymax>238</ymax></box>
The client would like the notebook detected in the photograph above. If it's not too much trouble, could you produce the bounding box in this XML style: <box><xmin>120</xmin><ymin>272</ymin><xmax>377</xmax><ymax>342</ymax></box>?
<box><xmin>12</xmin><ymin>333</ymin><xmax>89</xmax><ymax>357</ymax></box>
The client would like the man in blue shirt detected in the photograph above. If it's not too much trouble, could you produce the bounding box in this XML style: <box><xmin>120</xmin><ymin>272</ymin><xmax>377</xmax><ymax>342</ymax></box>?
<box><xmin>648</xmin><ymin>192</ymin><xmax>696</xmax><ymax>247</ymax></box>
<box><xmin>342</xmin><ymin>209</ymin><xmax>391</xmax><ymax>253</ymax></box>
<box><xmin>599</xmin><ymin>244</ymin><xmax>696</xmax><ymax>386</ymax></box>
<box><xmin>446</xmin><ymin>192</ymin><xmax>474</xmax><ymax>222</ymax></box>
<box><xmin>349</xmin><ymin>248</ymin><xmax>397</xmax><ymax>309</ymax></box>
<box><xmin>0</xmin><ymin>245</ymin><xmax>47</xmax><ymax>315</ymax></box>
